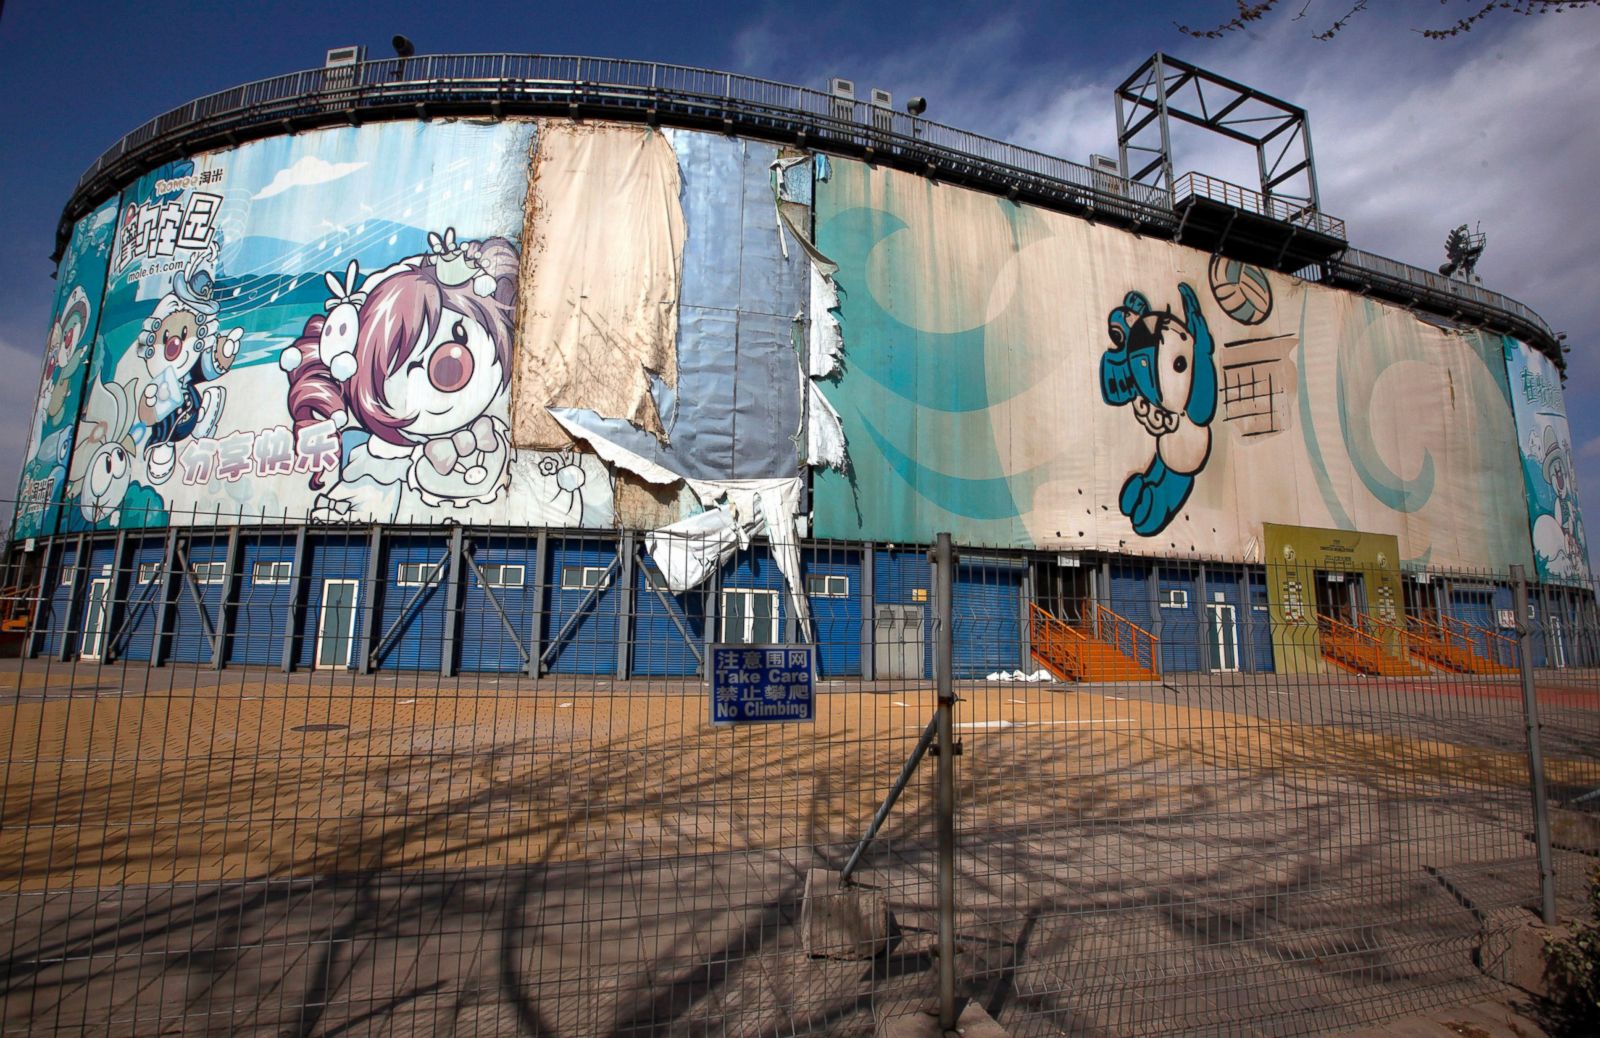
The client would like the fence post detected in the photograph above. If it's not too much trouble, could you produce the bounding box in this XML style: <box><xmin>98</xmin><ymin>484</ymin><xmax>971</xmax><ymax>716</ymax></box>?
<box><xmin>1511</xmin><ymin>564</ymin><xmax>1557</xmax><ymax>925</ymax></box>
<box><xmin>932</xmin><ymin>531</ymin><xmax>958</xmax><ymax>1030</ymax></box>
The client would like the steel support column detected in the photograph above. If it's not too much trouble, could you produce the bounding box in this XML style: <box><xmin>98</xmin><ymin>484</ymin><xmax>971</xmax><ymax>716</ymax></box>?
<box><xmin>617</xmin><ymin>531</ymin><xmax>635</xmax><ymax>679</ymax></box>
<box><xmin>280</xmin><ymin>525</ymin><xmax>307</xmax><ymax>674</ymax></box>
<box><xmin>57</xmin><ymin>534</ymin><xmax>87</xmax><ymax>663</ymax></box>
<box><xmin>151</xmin><ymin>528</ymin><xmax>180</xmax><ymax>667</ymax></box>
<box><xmin>440</xmin><ymin>525</ymin><xmax>463</xmax><ymax>679</ymax></box>
<box><xmin>527</xmin><ymin>528</ymin><xmax>547</xmax><ymax>680</ymax></box>
<box><xmin>211</xmin><ymin>525</ymin><xmax>241</xmax><ymax>670</ymax></box>
<box><xmin>860</xmin><ymin>543</ymin><xmax>876</xmax><ymax>681</ymax></box>
<box><xmin>356</xmin><ymin>525</ymin><xmax>382</xmax><ymax>675</ymax></box>
<box><xmin>104</xmin><ymin>530</ymin><xmax>129</xmax><ymax>664</ymax></box>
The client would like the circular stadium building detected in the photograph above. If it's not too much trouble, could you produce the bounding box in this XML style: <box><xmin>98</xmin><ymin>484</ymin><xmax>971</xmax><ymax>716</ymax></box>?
<box><xmin>8</xmin><ymin>50</ymin><xmax>1592</xmax><ymax>681</ymax></box>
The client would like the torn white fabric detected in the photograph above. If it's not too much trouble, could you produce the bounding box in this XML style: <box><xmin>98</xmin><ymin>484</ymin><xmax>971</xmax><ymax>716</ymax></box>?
<box><xmin>809</xmin><ymin>264</ymin><xmax>843</xmax><ymax>378</ymax></box>
<box><xmin>663</xmin><ymin>477</ymin><xmax>815</xmax><ymax>644</ymax></box>
<box><xmin>805</xmin><ymin>380</ymin><xmax>847</xmax><ymax>471</ymax></box>
<box><xmin>554</xmin><ymin>405</ymin><xmax>819</xmax><ymax>643</ymax></box>
<box><xmin>751</xmin><ymin>479</ymin><xmax>814</xmax><ymax>645</ymax></box>
<box><xmin>645</xmin><ymin>508</ymin><xmax>744</xmax><ymax>592</ymax></box>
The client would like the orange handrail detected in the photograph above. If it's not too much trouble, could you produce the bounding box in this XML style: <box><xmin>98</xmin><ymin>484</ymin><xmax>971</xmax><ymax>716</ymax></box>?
<box><xmin>0</xmin><ymin>584</ymin><xmax>35</xmax><ymax>632</ymax></box>
<box><xmin>1441</xmin><ymin>615</ymin><xmax>1517</xmax><ymax>668</ymax></box>
<box><xmin>1029</xmin><ymin>603</ymin><xmax>1087</xmax><ymax>679</ymax></box>
<box><xmin>1317</xmin><ymin>611</ymin><xmax>1385</xmax><ymax>649</ymax></box>
<box><xmin>1093</xmin><ymin>603</ymin><xmax>1159</xmax><ymax>674</ymax></box>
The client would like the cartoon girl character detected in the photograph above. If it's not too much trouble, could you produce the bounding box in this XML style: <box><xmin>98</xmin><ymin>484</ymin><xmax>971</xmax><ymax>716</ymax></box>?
<box><xmin>280</xmin><ymin>231</ymin><xmax>518</xmax><ymax>519</ymax></box>
<box><xmin>134</xmin><ymin>248</ymin><xmax>242</xmax><ymax>484</ymax></box>
<box><xmin>1099</xmin><ymin>283</ymin><xmax>1217</xmax><ymax>537</ymax></box>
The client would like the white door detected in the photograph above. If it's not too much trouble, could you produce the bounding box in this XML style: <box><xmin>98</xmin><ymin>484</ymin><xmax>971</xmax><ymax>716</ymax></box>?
<box><xmin>315</xmin><ymin>579</ymin><xmax>360</xmax><ymax>669</ymax></box>
<box><xmin>721</xmin><ymin>588</ymin><xmax>779</xmax><ymax>644</ymax></box>
<box><xmin>80</xmin><ymin>577</ymin><xmax>110</xmax><ymax>661</ymax></box>
<box><xmin>1207</xmin><ymin>602</ymin><xmax>1239</xmax><ymax>672</ymax></box>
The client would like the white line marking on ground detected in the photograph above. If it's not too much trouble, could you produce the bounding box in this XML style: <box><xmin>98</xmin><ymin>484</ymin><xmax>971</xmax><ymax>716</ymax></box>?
<box><xmin>915</xmin><ymin>718</ymin><xmax>1140</xmax><ymax>732</ymax></box>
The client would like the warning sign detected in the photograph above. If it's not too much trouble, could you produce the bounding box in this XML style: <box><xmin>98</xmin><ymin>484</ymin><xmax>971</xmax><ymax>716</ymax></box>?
<box><xmin>709</xmin><ymin>645</ymin><xmax>815</xmax><ymax>724</ymax></box>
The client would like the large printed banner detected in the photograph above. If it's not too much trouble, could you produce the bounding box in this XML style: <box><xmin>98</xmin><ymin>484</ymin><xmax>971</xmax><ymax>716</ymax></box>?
<box><xmin>13</xmin><ymin>198</ymin><xmax>119</xmax><ymax>540</ymax></box>
<box><xmin>1504</xmin><ymin>338</ymin><xmax>1589</xmax><ymax>581</ymax></box>
<box><xmin>53</xmin><ymin>119</ymin><xmax>615</xmax><ymax>533</ymax></box>
<box><xmin>810</xmin><ymin>158</ymin><xmax>1544</xmax><ymax>573</ymax></box>
<box><xmin>14</xmin><ymin>120</ymin><xmax>1576</xmax><ymax>592</ymax></box>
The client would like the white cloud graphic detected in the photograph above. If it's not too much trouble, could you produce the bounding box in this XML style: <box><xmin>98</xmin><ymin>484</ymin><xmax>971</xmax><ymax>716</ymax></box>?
<box><xmin>253</xmin><ymin>155</ymin><xmax>367</xmax><ymax>200</ymax></box>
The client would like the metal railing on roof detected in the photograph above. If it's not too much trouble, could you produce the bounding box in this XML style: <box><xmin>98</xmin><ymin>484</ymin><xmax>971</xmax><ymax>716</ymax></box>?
<box><xmin>60</xmin><ymin>52</ymin><xmax>1561</xmax><ymax>361</ymax></box>
<box><xmin>1321</xmin><ymin>247</ymin><xmax>1559</xmax><ymax>346</ymax></box>
<box><xmin>67</xmin><ymin>53</ymin><xmax>1171</xmax><ymax>222</ymax></box>
<box><xmin>1174</xmin><ymin>171</ymin><xmax>1348</xmax><ymax>240</ymax></box>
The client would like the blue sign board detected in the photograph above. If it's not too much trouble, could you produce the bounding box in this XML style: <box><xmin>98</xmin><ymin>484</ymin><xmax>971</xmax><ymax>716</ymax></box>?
<box><xmin>709</xmin><ymin>644</ymin><xmax>815</xmax><ymax>724</ymax></box>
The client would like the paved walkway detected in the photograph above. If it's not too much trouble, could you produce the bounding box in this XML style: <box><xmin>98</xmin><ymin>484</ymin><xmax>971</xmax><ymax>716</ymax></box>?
<box><xmin>1</xmin><ymin>658</ymin><xmax>1594</xmax><ymax>1035</ymax></box>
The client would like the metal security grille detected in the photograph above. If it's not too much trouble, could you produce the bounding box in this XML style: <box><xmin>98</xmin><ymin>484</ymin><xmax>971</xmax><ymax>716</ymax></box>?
<box><xmin>0</xmin><ymin>510</ymin><xmax>1595</xmax><ymax>1036</ymax></box>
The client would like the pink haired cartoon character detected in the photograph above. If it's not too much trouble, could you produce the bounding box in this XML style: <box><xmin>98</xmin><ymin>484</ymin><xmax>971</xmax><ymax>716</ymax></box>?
<box><xmin>280</xmin><ymin>230</ymin><xmax>518</xmax><ymax>520</ymax></box>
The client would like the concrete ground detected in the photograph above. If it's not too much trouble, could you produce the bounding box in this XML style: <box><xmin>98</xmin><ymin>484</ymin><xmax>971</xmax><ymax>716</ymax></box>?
<box><xmin>1</xmin><ymin>658</ymin><xmax>1596</xmax><ymax>1035</ymax></box>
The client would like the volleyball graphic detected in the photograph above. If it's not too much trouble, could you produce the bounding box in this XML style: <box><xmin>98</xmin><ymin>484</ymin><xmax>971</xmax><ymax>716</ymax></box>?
<box><xmin>1208</xmin><ymin>255</ymin><xmax>1273</xmax><ymax>325</ymax></box>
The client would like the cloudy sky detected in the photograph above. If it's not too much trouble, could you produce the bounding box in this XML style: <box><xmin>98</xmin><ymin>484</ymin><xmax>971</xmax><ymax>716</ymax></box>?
<box><xmin>1</xmin><ymin>0</ymin><xmax>1597</xmax><ymax>529</ymax></box>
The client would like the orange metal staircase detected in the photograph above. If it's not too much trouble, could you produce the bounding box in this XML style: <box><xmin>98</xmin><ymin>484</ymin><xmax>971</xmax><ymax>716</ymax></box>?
<box><xmin>1392</xmin><ymin>614</ymin><xmax>1516</xmax><ymax>675</ymax></box>
<box><xmin>0</xmin><ymin>585</ymin><xmax>32</xmax><ymax>633</ymax></box>
<box><xmin>1030</xmin><ymin>603</ymin><xmax>1159</xmax><ymax>682</ymax></box>
<box><xmin>1316</xmin><ymin>613</ymin><xmax>1425</xmax><ymax>676</ymax></box>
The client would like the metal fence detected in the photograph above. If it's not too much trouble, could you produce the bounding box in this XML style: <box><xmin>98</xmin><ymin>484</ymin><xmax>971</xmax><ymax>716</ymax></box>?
<box><xmin>1</xmin><ymin>510</ymin><xmax>1596</xmax><ymax>1035</ymax></box>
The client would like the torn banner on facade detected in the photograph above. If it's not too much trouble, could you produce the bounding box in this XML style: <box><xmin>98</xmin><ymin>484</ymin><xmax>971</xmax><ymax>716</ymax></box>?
<box><xmin>550</xmin><ymin>407</ymin><xmax>815</xmax><ymax>642</ymax></box>
<box><xmin>538</xmin><ymin>137</ymin><xmax>843</xmax><ymax>644</ymax></box>
<box><xmin>644</xmin><ymin>478</ymin><xmax>814</xmax><ymax>643</ymax></box>
<box><xmin>511</xmin><ymin>121</ymin><xmax>685</xmax><ymax>449</ymax></box>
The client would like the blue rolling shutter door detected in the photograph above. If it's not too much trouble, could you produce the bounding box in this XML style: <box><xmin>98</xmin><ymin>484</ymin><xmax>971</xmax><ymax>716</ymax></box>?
<box><xmin>115</xmin><ymin>539</ymin><xmax>167</xmax><ymax>663</ymax></box>
<box><xmin>460</xmin><ymin>542</ymin><xmax>538</xmax><ymax>674</ymax></box>
<box><xmin>953</xmin><ymin>559</ymin><xmax>1023</xmax><ymax>679</ymax></box>
<box><xmin>1248</xmin><ymin>571</ymin><xmax>1275</xmax><ymax>672</ymax></box>
<box><xmin>1450</xmin><ymin>587</ymin><xmax>1497</xmax><ymax>660</ymax></box>
<box><xmin>631</xmin><ymin>558</ymin><xmax>703</xmax><ymax>678</ymax></box>
<box><xmin>1108</xmin><ymin>563</ymin><xmax>1153</xmax><ymax>625</ymax></box>
<box><xmin>43</xmin><ymin>543</ymin><xmax>78</xmax><ymax>658</ymax></box>
<box><xmin>296</xmin><ymin>534</ymin><xmax>369</xmax><ymax>670</ymax></box>
<box><xmin>375</xmin><ymin>537</ymin><xmax>448</xmax><ymax>672</ymax></box>
<box><xmin>545</xmin><ymin>539</ymin><xmax>620</xmax><ymax>676</ymax></box>
<box><xmin>804</xmin><ymin>548</ymin><xmax>861</xmax><ymax>678</ymax></box>
<box><xmin>229</xmin><ymin>535</ymin><xmax>294</xmax><ymax>667</ymax></box>
<box><xmin>171</xmin><ymin>535</ymin><xmax>227</xmax><ymax>664</ymax></box>
<box><xmin>1158</xmin><ymin>568</ymin><xmax>1201</xmax><ymax>673</ymax></box>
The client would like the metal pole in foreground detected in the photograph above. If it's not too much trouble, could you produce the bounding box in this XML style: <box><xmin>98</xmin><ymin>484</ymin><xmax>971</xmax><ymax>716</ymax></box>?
<box><xmin>1511</xmin><ymin>564</ymin><xmax>1558</xmax><ymax>925</ymax></box>
<box><xmin>933</xmin><ymin>532</ymin><xmax>958</xmax><ymax>1030</ymax></box>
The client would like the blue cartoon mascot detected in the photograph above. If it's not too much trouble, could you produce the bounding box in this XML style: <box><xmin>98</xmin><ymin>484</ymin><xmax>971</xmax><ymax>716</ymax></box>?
<box><xmin>1099</xmin><ymin>283</ymin><xmax>1216</xmax><ymax>536</ymax></box>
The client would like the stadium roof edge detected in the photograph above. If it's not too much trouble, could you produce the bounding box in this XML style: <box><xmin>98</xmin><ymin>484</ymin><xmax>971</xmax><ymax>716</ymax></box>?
<box><xmin>52</xmin><ymin>52</ymin><xmax>1564</xmax><ymax>367</ymax></box>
